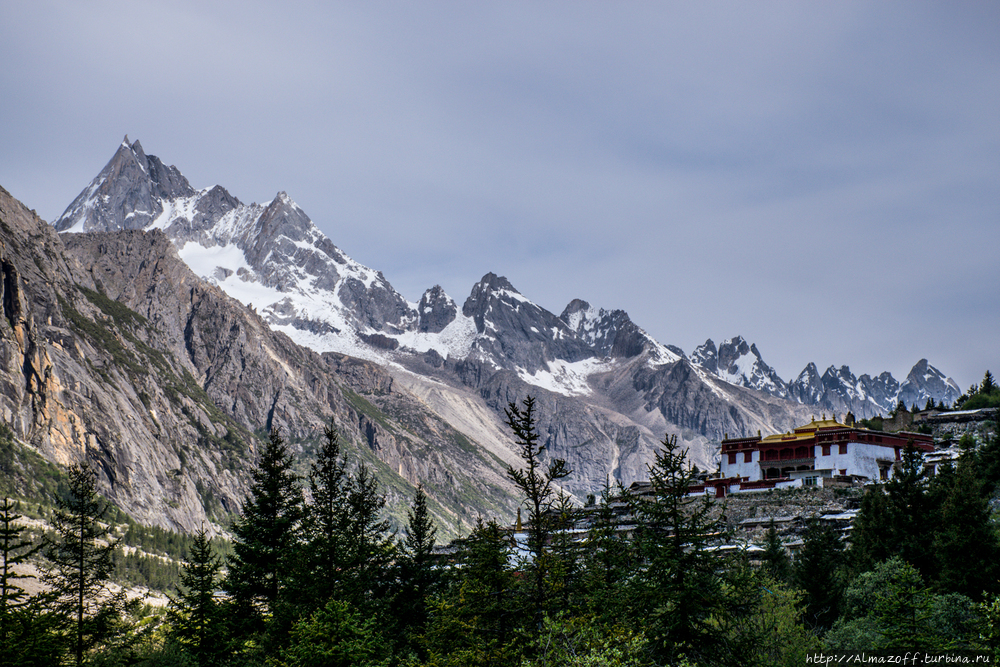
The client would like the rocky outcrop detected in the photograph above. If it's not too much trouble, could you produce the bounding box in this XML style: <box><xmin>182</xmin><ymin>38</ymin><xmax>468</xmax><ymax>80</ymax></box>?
<box><xmin>2</xmin><ymin>184</ymin><xmax>518</xmax><ymax>536</ymax></box>
<box><xmin>46</xmin><ymin>137</ymin><xmax>964</xmax><ymax>510</ymax></box>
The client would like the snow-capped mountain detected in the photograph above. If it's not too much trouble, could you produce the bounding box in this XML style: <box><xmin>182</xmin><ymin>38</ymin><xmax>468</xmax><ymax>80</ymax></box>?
<box><xmin>691</xmin><ymin>337</ymin><xmax>788</xmax><ymax>399</ymax></box>
<box><xmin>54</xmin><ymin>138</ymin><xmax>683</xmax><ymax>400</ymax></box>
<box><xmin>51</xmin><ymin>137</ymin><xmax>961</xmax><ymax>499</ymax></box>
<box><xmin>897</xmin><ymin>359</ymin><xmax>962</xmax><ymax>410</ymax></box>
<box><xmin>691</xmin><ymin>332</ymin><xmax>960</xmax><ymax>418</ymax></box>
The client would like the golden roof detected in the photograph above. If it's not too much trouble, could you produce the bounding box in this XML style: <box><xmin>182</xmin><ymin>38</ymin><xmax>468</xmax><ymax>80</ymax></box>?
<box><xmin>759</xmin><ymin>415</ymin><xmax>847</xmax><ymax>444</ymax></box>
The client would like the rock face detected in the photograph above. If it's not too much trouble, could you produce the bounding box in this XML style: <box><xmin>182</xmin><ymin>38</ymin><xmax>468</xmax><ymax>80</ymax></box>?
<box><xmin>2</xmin><ymin>184</ymin><xmax>518</xmax><ymax>536</ymax></box>
<box><xmin>693</xmin><ymin>335</ymin><xmax>959</xmax><ymax>419</ymax></box>
<box><xmin>46</xmin><ymin>137</ymin><xmax>963</xmax><ymax>505</ymax></box>
<box><xmin>897</xmin><ymin>359</ymin><xmax>962</xmax><ymax>409</ymax></box>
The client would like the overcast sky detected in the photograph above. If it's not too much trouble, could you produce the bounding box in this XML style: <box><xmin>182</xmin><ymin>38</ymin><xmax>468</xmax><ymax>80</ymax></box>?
<box><xmin>1</xmin><ymin>1</ymin><xmax>997</xmax><ymax>390</ymax></box>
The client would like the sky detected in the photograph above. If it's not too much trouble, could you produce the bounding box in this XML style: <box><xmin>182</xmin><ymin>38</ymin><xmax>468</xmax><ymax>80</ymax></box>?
<box><xmin>1</xmin><ymin>1</ymin><xmax>997</xmax><ymax>391</ymax></box>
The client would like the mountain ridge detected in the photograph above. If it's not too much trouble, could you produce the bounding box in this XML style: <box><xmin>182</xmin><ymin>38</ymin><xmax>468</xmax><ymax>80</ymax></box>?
<box><xmin>46</xmin><ymin>137</ymin><xmax>962</xmax><ymax>504</ymax></box>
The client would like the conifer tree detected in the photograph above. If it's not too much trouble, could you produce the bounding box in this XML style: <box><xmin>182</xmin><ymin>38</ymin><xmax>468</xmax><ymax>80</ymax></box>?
<box><xmin>793</xmin><ymin>519</ymin><xmax>845</xmax><ymax>632</ymax></box>
<box><xmin>225</xmin><ymin>428</ymin><xmax>304</xmax><ymax>644</ymax></box>
<box><xmin>932</xmin><ymin>459</ymin><xmax>1000</xmax><ymax>599</ymax></box>
<box><xmin>0</xmin><ymin>497</ymin><xmax>61</xmax><ymax>666</ymax></box>
<box><xmin>42</xmin><ymin>463</ymin><xmax>130</xmax><ymax>667</ymax></box>
<box><xmin>759</xmin><ymin>520</ymin><xmax>790</xmax><ymax>584</ymax></box>
<box><xmin>0</xmin><ymin>498</ymin><xmax>36</xmax><ymax>627</ymax></box>
<box><xmin>339</xmin><ymin>463</ymin><xmax>396</xmax><ymax>617</ymax></box>
<box><xmin>394</xmin><ymin>485</ymin><xmax>439</xmax><ymax>649</ymax></box>
<box><xmin>296</xmin><ymin>422</ymin><xmax>351</xmax><ymax>614</ymax></box>
<box><xmin>169</xmin><ymin>526</ymin><xmax>228</xmax><ymax>666</ymax></box>
<box><xmin>420</xmin><ymin>518</ymin><xmax>521</xmax><ymax>665</ymax></box>
<box><xmin>983</xmin><ymin>370</ymin><xmax>997</xmax><ymax>395</ymax></box>
<box><xmin>504</xmin><ymin>396</ymin><xmax>570</xmax><ymax>626</ymax></box>
<box><xmin>579</xmin><ymin>480</ymin><xmax>633</xmax><ymax>625</ymax></box>
<box><xmin>852</xmin><ymin>444</ymin><xmax>936</xmax><ymax>579</ymax></box>
<box><xmin>627</xmin><ymin>434</ymin><xmax>738</xmax><ymax>665</ymax></box>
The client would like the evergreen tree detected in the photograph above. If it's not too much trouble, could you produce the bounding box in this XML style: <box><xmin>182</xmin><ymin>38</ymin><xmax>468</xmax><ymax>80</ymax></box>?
<box><xmin>295</xmin><ymin>422</ymin><xmax>351</xmax><ymax>614</ymax></box>
<box><xmin>0</xmin><ymin>497</ymin><xmax>61</xmax><ymax>667</ymax></box>
<box><xmin>0</xmin><ymin>498</ymin><xmax>36</xmax><ymax>629</ymax></box>
<box><xmin>546</xmin><ymin>491</ymin><xmax>583</xmax><ymax>617</ymax></box>
<box><xmin>224</xmin><ymin>428</ymin><xmax>304</xmax><ymax>645</ymax></box>
<box><xmin>851</xmin><ymin>444</ymin><xmax>936</xmax><ymax>579</ymax></box>
<box><xmin>338</xmin><ymin>463</ymin><xmax>396</xmax><ymax>617</ymax></box>
<box><xmin>983</xmin><ymin>370</ymin><xmax>997</xmax><ymax>395</ymax></box>
<box><xmin>280</xmin><ymin>598</ymin><xmax>391</xmax><ymax>667</ymax></box>
<box><xmin>759</xmin><ymin>520</ymin><xmax>790</xmax><ymax>584</ymax></box>
<box><xmin>932</xmin><ymin>458</ymin><xmax>1000</xmax><ymax>599</ymax></box>
<box><xmin>42</xmin><ymin>463</ymin><xmax>131</xmax><ymax>667</ymax></box>
<box><xmin>504</xmin><ymin>396</ymin><xmax>570</xmax><ymax>626</ymax></box>
<box><xmin>419</xmin><ymin>518</ymin><xmax>522</xmax><ymax>666</ymax></box>
<box><xmin>627</xmin><ymin>434</ymin><xmax>740</xmax><ymax>665</ymax></box>
<box><xmin>976</xmin><ymin>409</ymin><xmax>1000</xmax><ymax>493</ymax></box>
<box><xmin>793</xmin><ymin>519</ymin><xmax>845</xmax><ymax>632</ymax></box>
<box><xmin>168</xmin><ymin>527</ymin><xmax>228</xmax><ymax>666</ymax></box>
<box><xmin>296</xmin><ymin>421</ymin><xmax>395</xmax><ymax>624</ymax></box>
<box><xmin>394</xmin><ymin>485</ymin><xmax>439</xmax><ymax>650</ymax></box>
<box><xmin>579</xmin><ymin>480</ymin><xmax>633</xmax><ymax>625</ymax></box>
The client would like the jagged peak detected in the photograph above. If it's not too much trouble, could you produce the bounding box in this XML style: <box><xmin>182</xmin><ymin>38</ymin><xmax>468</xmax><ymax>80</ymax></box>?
<box><xmin>475</xmin><ymin>271</ymin><xmax>518</xmax><ymax>294</ymax></box>
<box><xmin>561</xmin><ymin>298</ymin><xmax>591</xmax><ymax>316</ymax></box>
<box><xmin>796</xmin><ymin>361</ymin><xmax>820</xmax><ymax>379</ymax></box>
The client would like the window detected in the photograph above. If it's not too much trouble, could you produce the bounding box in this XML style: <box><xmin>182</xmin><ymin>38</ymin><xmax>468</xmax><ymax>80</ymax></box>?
<box><xmin>838</xmin><ymin>443</ymin><xmax>848</xmax><ymax>455</ymax></box>
<box><xmin>822</xmin><ymin>444</ymin><xmax>831</xmax><ymax>456</ymax></box>
<box><xmin>804</xmin><ymin>476</ymin><xmax>818</xmax><ymax>487</ymax></box>
<box><xmin>744</xmin><ymin>451</ymin><xmax>752</xmax><ymax>463</ymax></box>
<box><xmin>727</xmin><ymin>452</ymin><xmax>737</xmax><ymax>465</ymax></box>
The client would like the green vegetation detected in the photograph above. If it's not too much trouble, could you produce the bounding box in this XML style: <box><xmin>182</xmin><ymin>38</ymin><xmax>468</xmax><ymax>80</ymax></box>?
<box><xmin>955</xmin><ymin>370</ymin><xmax>1000</xmax><ymax>410</ymax></box>
<box><xmin>5</xmin><ymin>396</ymin><xmax>1000</xmax><ymax>665</ymax></box>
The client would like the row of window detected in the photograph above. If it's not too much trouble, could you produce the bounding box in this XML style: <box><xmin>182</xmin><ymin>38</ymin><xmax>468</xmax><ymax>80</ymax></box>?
<box><xmin>726</xmin><ymin>443</ymin><xmax>849</xmax><ymax>465</ymax></box>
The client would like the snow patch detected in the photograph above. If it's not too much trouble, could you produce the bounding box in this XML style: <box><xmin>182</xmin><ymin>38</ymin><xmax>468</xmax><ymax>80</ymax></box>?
<box><xmin>516</xmin><ymin>358</ymin><xmax>612</xmax><ymax>397</ymax></box>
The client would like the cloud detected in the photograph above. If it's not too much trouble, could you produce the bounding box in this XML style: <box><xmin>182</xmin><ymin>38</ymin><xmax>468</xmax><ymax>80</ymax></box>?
<box><xmin>0</xmin><ymin>0</ymin><xmax>997</xmax><ymax>388</ymax></box>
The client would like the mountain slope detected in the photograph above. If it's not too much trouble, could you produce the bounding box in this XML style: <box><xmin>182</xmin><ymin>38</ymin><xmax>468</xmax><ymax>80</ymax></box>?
<box><xmin>51</xmin><ymin>137</ymin><xmax>961</xmax><ymax>501</ymax></box>
<box><xmin>4</xmin><ymin>184</ymin><xmax>518</xmax><ymax>536</ymax></box>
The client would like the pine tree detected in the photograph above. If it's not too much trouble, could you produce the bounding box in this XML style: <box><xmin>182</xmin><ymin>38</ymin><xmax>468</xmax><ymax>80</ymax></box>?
<box><xmin>168</xmin><ymin>526</ymin><xmax>228</xmax><ymax>666</ymax></box>
<box><xmin>852</xmin><ymin>444</ymin><xmax>936</xmax><ymax>579</ymax></box>
<box><xmin>296</xmin><ymin>422</ymin><xmax>351</xmax><ymax>614</ymax></box>
<box><xmin>0</xmin><ymin>498</ymin><xmax>37</xmax><ymax>626</ymax></box>
<box><xmin>339</xmin><ymin>463</ymin><xmax>396</xmax><ymax>617</ymax></box>
<box><xmin>0</xmin><ymin>497</ymin><xmax>61</xmax><ymax>666</ymax></box>
<box><xmin>579</xmin><ymin>480</ymin><xmax>633</xmax><ymax>625</ymax></box>
<box><xmin>793</xmin><ymin>519</ymin><xmax>846</xmax><ymax>632</ymax></box>
<box><xmin>546</xmin><ymin>491</ymin><xmax>583</xmax><ymax>617</ymax></box>
<box><xmin>983</xmin><ymin>370</ymin><xmax>997</xmax><ymax>395</ymax></box>
<box><xmin>932</xmin><ymin>459</ymin><xmax>1000</xmax><ymax>599</ymax></box>
<box><xmin>395</xmin><ymin>485</ymin><xmax>439</xmax><ymax>650</ymax></box>
<box><xmin>225</xmin><ymin>428</ymin><xmax>304</xmax><ymax>644</ymax></box>
<box><xmin>504</xmin><ymin>396</ymin><xmax>570</xmax><ymax>626</ymax></box>
<box><xmin>42</xmin><ymin>463</ymin><xmax>131</xmax><ymax>667</ymax></box>
<box><xmin>759</xmin><ymin>520</ymin><xmax>790</xmax><ymax>583</ymax></box>
<box><xmin>419</xmin><ymin>518</ymin><xmax>522</xmax><ymax>665</ymax></box>
<box><xmin>627</xmin><ymin>434</ymin><xmax>738</xmax><ymax>665</ymax></box>
<box><xmin>295</xmin><ymin>421</ymin><xmax>395</xmax><ymax>625</ymax></box>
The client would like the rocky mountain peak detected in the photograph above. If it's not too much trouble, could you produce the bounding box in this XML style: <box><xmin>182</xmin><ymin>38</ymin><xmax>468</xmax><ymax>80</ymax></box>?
<box><xmin>417</xmin><ymin>285</ymin><xmax>457</xmax><ymax>334</ymax></box>
<box><xmin>897</xmin><ymin>359</ymin><xmax>961</xmax><ymax>409</ymax></box>
<box><xmin>461</xmin><ymin>272</ymin><xmax>525</xmax><ymax>328</ymax></box>
<box><xmin>691</xmin><ymin>339</ymin><xmax>719</xmax><ymax>373</ymax></box>
<box><xmin>695</xmin><ymin>336</ymin><xmax>789</xmax><ymax>398</ymax></box>
<box><xmin>54</xmin><ymin>137</ymin><xmax>194</xmax><ymax>234</ymax></box>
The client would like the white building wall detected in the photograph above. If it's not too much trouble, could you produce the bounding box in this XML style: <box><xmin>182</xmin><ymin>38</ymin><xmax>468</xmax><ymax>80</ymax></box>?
<box><xmin>813</xmin><ymin>441</ymin><xmax>896</xmax><ymax>480</ymax></box>
<box><xmin>722</xmin><ymin>449</ymin><xmax>762</xmax><ymax>481</ymax></box>
<box><xmin>722</xmin><ymin>440</ymin><xmax>901</xmax><ymax>484</ymax></box>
